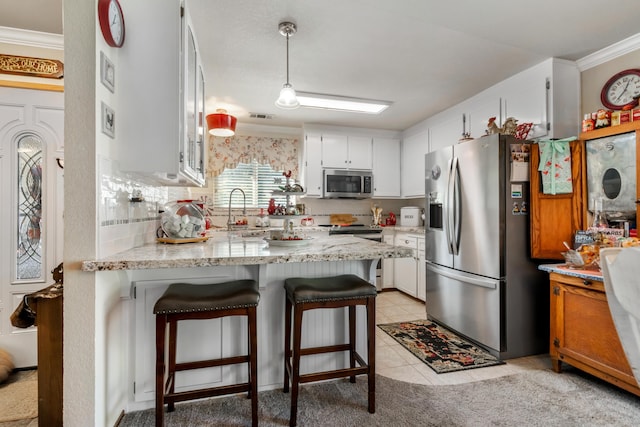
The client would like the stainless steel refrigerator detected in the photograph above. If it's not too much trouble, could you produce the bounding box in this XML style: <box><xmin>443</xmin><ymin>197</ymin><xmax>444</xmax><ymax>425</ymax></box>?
<box><xmin>424</xmin><ymin>134</ymin><xmax>547</xmax><ymax>359</ymax></box>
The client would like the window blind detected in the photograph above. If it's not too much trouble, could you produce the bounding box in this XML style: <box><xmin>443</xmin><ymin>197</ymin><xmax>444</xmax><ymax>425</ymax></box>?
<box><xmin>214</xmin><ymin>161</ymin><xmax>290</xmax><ymax>208</ymax></box>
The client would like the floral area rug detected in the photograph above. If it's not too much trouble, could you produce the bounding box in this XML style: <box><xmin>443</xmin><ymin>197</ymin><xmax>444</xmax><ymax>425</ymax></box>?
<box><xmin>378</xmin><ymin>319</ymin><xmax>504</xmax><ymax>373</ymax></box>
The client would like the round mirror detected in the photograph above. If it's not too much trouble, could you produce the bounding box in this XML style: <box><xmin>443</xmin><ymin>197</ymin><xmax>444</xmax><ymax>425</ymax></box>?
<box><xmin>602</xmin><ymin>168</ymin><xmax>621</xmax><ymax>199</ymax></box>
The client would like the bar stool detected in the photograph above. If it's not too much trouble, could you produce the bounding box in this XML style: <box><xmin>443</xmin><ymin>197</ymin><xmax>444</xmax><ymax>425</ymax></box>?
<box><xmin>153</xmin><ymin>280</ymin><xmax>260</xmax><ymax>427</ymax></box>
<box><xmin>283</xmin><ymin>274</ymin><xmax>377</xmax><ymax>426</ymax></box>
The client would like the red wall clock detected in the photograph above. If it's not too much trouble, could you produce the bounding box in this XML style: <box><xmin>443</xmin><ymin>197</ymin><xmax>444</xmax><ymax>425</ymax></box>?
<box><xmin>98</xmin><ymin>0</ymin><xmax>125</xmax><ymax>48</ymax></box>
<box><xmin>600</xmin><ymin>69</ymin><xmax>640</xmax><ymax>110</ymax></box>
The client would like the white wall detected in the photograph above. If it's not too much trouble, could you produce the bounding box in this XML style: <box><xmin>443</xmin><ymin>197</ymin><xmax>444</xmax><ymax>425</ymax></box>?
<box><xmin>63</xmin><ymin>0</ymin><xmax>99</xmax><ymax>424</ymax></box>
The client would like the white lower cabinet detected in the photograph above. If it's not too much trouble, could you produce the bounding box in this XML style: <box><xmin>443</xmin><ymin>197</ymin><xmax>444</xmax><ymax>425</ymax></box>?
<box><xmin>393</xmin><ymin>234</ymin><xmax>418</xmax><ymax>297</ymax></box>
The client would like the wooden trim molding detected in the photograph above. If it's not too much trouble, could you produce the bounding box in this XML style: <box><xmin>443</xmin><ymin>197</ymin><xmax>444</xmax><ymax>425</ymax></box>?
<box><xmin>0</xmin><ymin>79</ymin><xmax>63</xmax><ymax>92</ymax></box>
<box><xmin>0</xmin><ymin>53</ymin><xmax>63</xmax><ymax>79</ymax></box>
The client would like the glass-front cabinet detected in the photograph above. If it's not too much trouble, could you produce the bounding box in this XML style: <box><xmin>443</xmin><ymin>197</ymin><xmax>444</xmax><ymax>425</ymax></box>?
<box><xmin>181</xmin><ymin>15</ymin><xmax>206</xmax><ymax>184</ymax></box>
<box><xmin>119</xmin><ymin>0</ymin><xmax>205</xmax><ymax>186</ymax></box>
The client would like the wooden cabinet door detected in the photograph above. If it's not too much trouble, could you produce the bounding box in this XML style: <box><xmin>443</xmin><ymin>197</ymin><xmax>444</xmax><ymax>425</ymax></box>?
<box><xmin>549</xmin><ymin>275</ymin><xmax>637</xmax><ymax>389</ymax></box>
<box><xmin>530</xmin><ymin>140</ymin><xmax>584</xmax><ymax>259</ymax></box>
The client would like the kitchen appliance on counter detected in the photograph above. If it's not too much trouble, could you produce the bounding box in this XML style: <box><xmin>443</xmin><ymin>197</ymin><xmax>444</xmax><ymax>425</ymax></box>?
<box><xmin>425</xmin><ymin>134</ymin><xmax>547</xmax><ymax>359</ymax></box>
<box><xmin>400</xmin><ymin>206</ymin><xmax>422</xmax><ymax>227</ymax></box>
<box><xmin>323</xmin><ymin>169</ymin><xmax>372</xmax><ymax>199</ymax></box>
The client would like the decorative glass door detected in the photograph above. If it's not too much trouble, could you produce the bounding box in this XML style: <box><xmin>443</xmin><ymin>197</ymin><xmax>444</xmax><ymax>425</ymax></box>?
<box><xmin>17</xmin><ymin>134</ymin><xmax>44</xmax><ymax>281</ymax></box>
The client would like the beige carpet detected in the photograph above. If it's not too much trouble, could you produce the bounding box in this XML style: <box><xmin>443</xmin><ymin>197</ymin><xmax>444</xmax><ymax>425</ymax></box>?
<box><xmin>0</xmin><ymin>370</ymin><xmax>38</xmax><ymax>423</ymax></box>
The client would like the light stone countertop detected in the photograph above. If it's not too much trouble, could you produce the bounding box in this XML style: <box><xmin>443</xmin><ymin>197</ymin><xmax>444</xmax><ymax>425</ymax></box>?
<box><xmin>387</xmin><ymin>225</ymin><xmax>425</xmax><ymax>235</ymax></box>
<box><xmin>82</xmin><ymin>233</ymin><xmax>413</xmax><ymax>272</ymax></box>
<box><xmin>538</xmin><ymin>263</ymin><xmax>603</xmax><ymax>282</ymax></box>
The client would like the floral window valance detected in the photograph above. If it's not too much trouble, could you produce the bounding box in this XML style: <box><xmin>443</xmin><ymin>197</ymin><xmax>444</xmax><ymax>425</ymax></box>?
<box><xmin>206</xmin><ymin>135</ymin><xmax>299</xmax><ymax>178</ymax></box>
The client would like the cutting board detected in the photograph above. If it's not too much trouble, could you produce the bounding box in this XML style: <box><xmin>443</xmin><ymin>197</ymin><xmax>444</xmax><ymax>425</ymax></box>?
<box><xmin>330</xmin><ymin>214</ymin><xmax>358</xmax><ymax>226</ymax></box>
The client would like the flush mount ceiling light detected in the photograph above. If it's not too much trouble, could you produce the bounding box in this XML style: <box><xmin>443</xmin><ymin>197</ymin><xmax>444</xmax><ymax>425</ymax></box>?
<box><xmin>206</xmin><ymin>109</ymin><xmax>237</xmax><ymax>137</ymax></box>
<box><xmin>275</xmin><ymin>21</ymin><xmax>299</xmax><ymax>109</ymax></box>
<box><xmin>296</xmin><ymin>92</ymin><xmax>392</xmax><ymax>114</ymax></box>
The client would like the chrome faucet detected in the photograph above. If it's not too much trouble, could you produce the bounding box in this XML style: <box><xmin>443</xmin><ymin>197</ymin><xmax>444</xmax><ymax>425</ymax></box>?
<box><xmin>227</xmin><ymin>188</ymin><xmax>247</xmax><ymax>230</ymax></box>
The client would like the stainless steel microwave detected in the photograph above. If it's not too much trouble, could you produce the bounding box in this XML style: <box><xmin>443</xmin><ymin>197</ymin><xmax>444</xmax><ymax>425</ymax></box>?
<box><xmin>323</xmin><ymin>169</ymin><xmax>373</xmax><ymax>199</ymax></box>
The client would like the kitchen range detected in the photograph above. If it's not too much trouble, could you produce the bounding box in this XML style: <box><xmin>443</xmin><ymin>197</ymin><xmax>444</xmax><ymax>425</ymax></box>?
<box><xmin>424</xmin><ymin>134</ymin><xmax>547</xmax><ymax>359</ymax></box>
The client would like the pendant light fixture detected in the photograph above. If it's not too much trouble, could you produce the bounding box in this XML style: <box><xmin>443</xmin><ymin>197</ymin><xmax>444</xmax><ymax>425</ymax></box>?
<box><xmin>206</xmin><ymin>109</ymin><xmax>237</xmax><ymax>137</ymax></box>
<box><xmin>275</xmin><ymin>21</ymin><xmax>299</xmax><ymax>109</ymax></box>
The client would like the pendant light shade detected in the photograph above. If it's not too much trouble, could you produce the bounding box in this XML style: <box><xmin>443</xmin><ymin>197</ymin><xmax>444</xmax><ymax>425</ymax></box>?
<box><xmin>276</xmin><ymin>83</ymin><xmax>299</xmax><ymax>109</ymax></box>
<box><xmin>207</xmin><ymin>109</ymin><xmax>237</xmax><ymax>137</ymax></box>
<box><xmin>275</xmin><ymin>22</ymin><xmax>299</xmax><ymax>109</ymax></box>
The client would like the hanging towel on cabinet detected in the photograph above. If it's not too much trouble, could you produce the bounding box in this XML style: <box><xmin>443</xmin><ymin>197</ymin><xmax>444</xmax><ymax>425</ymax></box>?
<box><xmin>537</xmin><ymin>137</ymin><xmax>577</xmax><ymax>195</ymax></box>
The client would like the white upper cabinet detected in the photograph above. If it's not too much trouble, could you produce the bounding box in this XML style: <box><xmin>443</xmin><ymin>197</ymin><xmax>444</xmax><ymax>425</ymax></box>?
<box><xmin>372</xmin><ymin>137</ymin><xmax>400</xmax><ymax>198</ymax></box>
<box><xmin>321</xmin><ymin>134</ymin><xmax>348</xmax><ymax>168</ymax></box>
<box><xmin>118</xmin><ymin>0</ymin><xmax>205</xmax><ymax>186</ymax></box>
<box><xmin>500</xmin><ymin>58</ymin><xmax>580</xmax><ymax>140</ymax></box>
<box><xmin>322</xmin><ymin>134</ymin><xmax>372</xmax><ymax>170</ymax></box>
<box><xmin>462</xmin><ymin>91</ymin><xmax>501</xmax><ymax>140</ymax></box>
<box><xmin>400</xmin><ymin>57</ymin><xmax>579</xmax><ymax>198</ymax></box>
<box><xmin>401</xmin><ymin>131</ymin><xmax>428</xmax><ymax>198</ymax></box>
<box><xmin>303</xmin><ymin>134</ymin><xmax>323</xmax><ymax>197</ymax></box>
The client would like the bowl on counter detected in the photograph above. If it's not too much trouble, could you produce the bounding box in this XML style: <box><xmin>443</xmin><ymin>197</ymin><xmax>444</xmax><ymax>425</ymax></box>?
<box><xmin>160</xmin><ymin>201</ymin><xmax>206</xmax><ymax>239</ymax></box>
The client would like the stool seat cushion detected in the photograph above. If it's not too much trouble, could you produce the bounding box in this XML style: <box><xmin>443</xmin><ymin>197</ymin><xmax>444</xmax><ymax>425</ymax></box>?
<box><xmin>153</xmin><ymin>280</ymin><xmax>259</xmax><ymax>314</ymax></box>
<box><xmin>284</xmin><ymin>274</ymin><xmax>376</xmax><ymax>303</ymax></box>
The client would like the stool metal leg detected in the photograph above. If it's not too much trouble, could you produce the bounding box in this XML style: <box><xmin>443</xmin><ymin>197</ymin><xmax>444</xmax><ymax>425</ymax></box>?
<box><xmin>367</xmin><ymin>297</ymin><xmax>376</xmax><ymax>413</ymax></box>
<box><xmin>290</xmin><ymin>304</ymin><xmax>304</xmax><ymax>427</ymax></box>
<box><xmin>248</xmin><ymin>306</ymin><xmax>258</xmax><ymax>427</ymax></box>
<box><xmin>349</xmin><ymin>305</ymin><xmax>356</xmax><ymax>383</ymax></box>
<box><xmin>155</xmin><ymin>314</ymin><xmax>167</xmax><ymax>427</ymax></box>
<box><xmin>283</xmin><ymin>297</ymin><xmax>292</xmax><ymax>393</ymax></box>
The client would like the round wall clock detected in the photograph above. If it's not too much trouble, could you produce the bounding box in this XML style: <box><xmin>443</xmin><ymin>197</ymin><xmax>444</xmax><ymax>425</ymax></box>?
<box><xmin>600</xmin><ymin>68</ymin><xmax>640</xmax><ymax>110</ymax></box>
<box><xmin>98</xmin><ymin>0</ymin><xmax>125</xmax><ymax>48</ymax></box>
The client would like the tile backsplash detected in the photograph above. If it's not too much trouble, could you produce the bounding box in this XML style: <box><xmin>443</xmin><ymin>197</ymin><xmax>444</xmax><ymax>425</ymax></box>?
<box><xmin>97</xmin><ymin>156</ymin><xmax>193</xmax><ymax>257</ymax></box>
<box><xmin>97</xmin><ymin>155</ymin><xmax>424</xmax><ymax>257</ymax></box>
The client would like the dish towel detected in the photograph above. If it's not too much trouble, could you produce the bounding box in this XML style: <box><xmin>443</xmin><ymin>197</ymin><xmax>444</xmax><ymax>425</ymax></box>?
<box><xmin>538</xmin><ymin>137</ymin><xmax>577</xmax><ymax>195</ymax></box>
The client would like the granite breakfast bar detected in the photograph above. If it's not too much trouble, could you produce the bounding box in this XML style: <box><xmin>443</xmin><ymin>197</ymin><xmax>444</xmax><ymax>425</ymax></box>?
<box><xmin>82</xmin><ymin>232</ymin><xmax>413</xmax><ymax>411</ymax></box>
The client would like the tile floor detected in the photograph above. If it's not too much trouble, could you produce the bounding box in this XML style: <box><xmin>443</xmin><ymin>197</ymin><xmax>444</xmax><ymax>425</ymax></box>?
<box><xmin>375</xmin><ymin>290</ymin><xmax>552</xmax><ymax>385</ymax></box>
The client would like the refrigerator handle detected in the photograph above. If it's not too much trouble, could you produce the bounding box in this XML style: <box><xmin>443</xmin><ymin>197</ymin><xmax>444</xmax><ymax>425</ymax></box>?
<box><xmin>451</xmin><ymin>157</ymin><xmax>461</xmax><ymax>255</ymax></box>
<box><xmin>427</xmin><ymin>262</ymin><xmax>498</xmax><ymax>289</ymax></box>
<box><xmin>446</xmin><ymin>157</ymin><xmax>455</xmax><ymax>254</ymax></box>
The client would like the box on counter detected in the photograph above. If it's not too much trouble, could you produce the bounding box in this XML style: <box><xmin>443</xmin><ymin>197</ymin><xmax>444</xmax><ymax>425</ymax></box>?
<box><xmin>632</xmin><ymin>108</ymin><xmax>640</xmax><ymax>122</ymax></box>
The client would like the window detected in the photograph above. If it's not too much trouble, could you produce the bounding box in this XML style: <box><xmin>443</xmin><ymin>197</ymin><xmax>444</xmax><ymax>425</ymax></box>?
<box><xmin>213</xmin><ymin>160</ymin><xmax>289</xmax><ymax>208</ymax></box>
<box><xmin>16</xmin><ymin>134</ymin><xmax>44</xmax><ymax>280</ymax></box>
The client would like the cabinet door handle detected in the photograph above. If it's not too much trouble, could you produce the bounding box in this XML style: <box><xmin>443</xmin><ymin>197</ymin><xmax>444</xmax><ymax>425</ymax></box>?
<box><xmin>582</xmin><ymin>280</ymin><xmax>592</xmax><ymax>286</ymax></box>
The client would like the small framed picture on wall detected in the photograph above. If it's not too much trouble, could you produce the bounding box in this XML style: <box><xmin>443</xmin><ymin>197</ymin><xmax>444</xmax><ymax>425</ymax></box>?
<box><xmin>100</xmin><ymin>51</ymin><xmax>115</xmax><ymax>92</ymax></box>
<box><xmin>101</xmin><ymin>102</ymin><xmax>115</xmax><ymax>138</ymax></box>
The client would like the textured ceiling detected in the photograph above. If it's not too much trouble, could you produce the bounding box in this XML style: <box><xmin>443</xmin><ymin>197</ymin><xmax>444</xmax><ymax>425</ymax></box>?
<box><xmin>3</xmin><ymin>0</ymin><xmax>640</xmax><ymax>131</ymax></box>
